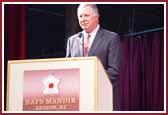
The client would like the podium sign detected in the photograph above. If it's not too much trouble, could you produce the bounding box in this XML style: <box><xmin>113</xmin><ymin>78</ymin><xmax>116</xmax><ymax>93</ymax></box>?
<box><xmin>7</xmin><ymin>57</ymin><xmax>112</xmax><ymax>111</ymax></box>
<box><xmin>23</xmin><ymin>69</ymin><xmax>80</xmax><ymax>111</ymax></box>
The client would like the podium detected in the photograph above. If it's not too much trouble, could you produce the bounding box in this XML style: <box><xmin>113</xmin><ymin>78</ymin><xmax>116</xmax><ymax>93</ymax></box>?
<box><xmin>6</xmin><ymin>57</ymin><xmax>113</xmax><ymax>111</ymax></box>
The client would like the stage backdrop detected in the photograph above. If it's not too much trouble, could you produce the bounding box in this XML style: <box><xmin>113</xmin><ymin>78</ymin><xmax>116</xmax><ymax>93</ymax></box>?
<box><xmin>119</xmin><ymin>31</ymin><xmax>164</xmax><ymax>111</ymax></box>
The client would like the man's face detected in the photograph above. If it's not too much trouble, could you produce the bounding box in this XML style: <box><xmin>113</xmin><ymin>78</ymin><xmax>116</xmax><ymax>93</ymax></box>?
<box><xmin>78</xmin><ymin>6</ymin><xmax>99</xmax><ymax>33</ymax></box>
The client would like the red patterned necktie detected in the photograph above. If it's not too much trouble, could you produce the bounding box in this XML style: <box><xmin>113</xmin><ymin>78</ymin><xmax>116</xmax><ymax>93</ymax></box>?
<box><xmin>84</xmin><ymin>34</ymin><xmax>91</xmax><ymax>57</ymax></box>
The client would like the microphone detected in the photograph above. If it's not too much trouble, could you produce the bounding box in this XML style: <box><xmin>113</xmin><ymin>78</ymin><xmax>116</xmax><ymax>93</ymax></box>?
<box><xmin>78</xmin><ymin>32</ymin><xmax>83</xmax><ymax>38</ymax></box>
<box><xmin>78</xmin><ymin>32</ymin><xmax>84</xmax><ymax>56</ymax></box>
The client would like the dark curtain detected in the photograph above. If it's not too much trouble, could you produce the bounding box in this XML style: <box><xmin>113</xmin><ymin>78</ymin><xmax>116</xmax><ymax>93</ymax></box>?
<box><xmin>4</xmin><ymin>4</ymin><xmax>26</xmax><ymax>110</ymax></box>
<box><xmin>4</xmin><ymin>4</ymin><xmax>26</xmax><ymax>60</ymax></box>
<box><xmin>119</xmin><ymin>31</ymin><xmax>164</xmax><ymax>111</ymax></box>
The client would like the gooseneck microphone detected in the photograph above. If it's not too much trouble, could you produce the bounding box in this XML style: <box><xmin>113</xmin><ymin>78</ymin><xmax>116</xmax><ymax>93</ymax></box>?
<box><xmin>78</xmin><ymin>32</ymin><xmax>84</xmax><ymax>56</ymax></box>
<box><xmin>78</xmin><ymin>32</ymin><xmax>83</xmax><ymax>38</ymax></box>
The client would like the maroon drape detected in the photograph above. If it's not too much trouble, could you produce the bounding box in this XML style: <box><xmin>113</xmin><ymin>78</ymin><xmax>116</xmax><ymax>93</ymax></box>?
<box><xmin>4</xmin><ymin>4</ymin><xmax>26</xmax><ymax>110</ymax></box>
<box><xmin>119</xmin><ymin>31</ymin><xmax>164</xmax><ymax>111</ymax></box>
<box><xmin>4</xmin><ymin>4</ymin><xmax>26</xmax><ymax>60</ymax></box>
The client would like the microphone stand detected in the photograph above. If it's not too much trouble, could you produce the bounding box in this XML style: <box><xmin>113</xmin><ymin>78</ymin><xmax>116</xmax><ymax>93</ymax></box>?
<box><xmin>79</xmin><ymin>32</ymin><xmax>84</xmax><ymax>57</ymax></box>
<box><xmin>82</xmin><ymin>34</ymin><xmax>84</xmax><ymax>57</ymax></box>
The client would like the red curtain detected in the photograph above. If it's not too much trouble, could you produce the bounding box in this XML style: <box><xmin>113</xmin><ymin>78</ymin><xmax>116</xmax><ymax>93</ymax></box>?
<box><xmin>4</xmin><ymin>4</ymin><xmax>26</xmax><ymax>60</ymax></box>
<box><xmin>119</xmin><ymin>31</ymin><xmax>164</xmax><ymax>111</ymax></box>
<box><xmin>4</xmin><ymin>4</ymin><xmax>26</xmax><ymax>110</ymax></box>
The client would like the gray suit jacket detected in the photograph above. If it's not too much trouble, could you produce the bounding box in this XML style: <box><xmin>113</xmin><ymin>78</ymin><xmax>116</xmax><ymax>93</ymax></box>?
<box><xmin>66</xmin><ymin>28</ymin><xmax>121</xmax><ymax>82</ymax></box>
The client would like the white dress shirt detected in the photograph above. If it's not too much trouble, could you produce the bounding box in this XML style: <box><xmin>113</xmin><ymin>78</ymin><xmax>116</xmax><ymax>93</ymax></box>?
<box><xmin>83</xmin><ymin>24</ymin><xmax>100</xmax><ymax>50</ymax></box>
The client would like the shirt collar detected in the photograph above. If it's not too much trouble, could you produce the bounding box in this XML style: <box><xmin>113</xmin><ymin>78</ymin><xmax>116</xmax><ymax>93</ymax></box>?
<box><xmin>83</xmin><ymin>24</ymin><xmax>100</xmax><ymax>37</ymax></box>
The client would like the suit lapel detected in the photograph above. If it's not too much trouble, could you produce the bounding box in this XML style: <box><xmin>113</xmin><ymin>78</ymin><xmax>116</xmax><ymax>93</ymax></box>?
<box><xmin>88</xmin><ymin>28</ymin><xmax>104</xmax><ymax>56</ymax></box>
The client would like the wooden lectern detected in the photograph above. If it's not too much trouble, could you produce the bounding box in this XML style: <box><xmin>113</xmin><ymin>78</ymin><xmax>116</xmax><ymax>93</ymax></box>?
<box><xmin>6</xmin><ymin>57</ymin><xmax>113</xmax><ymax>111</ymax></box>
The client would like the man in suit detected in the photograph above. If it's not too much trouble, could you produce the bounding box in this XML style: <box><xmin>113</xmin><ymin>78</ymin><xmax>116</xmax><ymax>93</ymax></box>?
<box><xmin>66</xmin><ymin>4</ymin><xmax>122</xmax><ymax>111</ymax></box>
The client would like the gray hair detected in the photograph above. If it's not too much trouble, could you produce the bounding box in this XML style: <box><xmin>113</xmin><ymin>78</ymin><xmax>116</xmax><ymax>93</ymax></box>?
<box><xmin>77</xmin><ymin>4</ymin><xmax>99</xmax><ymax>16</ymax></box>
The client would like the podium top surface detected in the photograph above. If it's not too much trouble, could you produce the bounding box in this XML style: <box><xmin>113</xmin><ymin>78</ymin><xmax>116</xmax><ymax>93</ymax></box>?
<box><xmin>8</xmin><ymin>56</ymin><xmax>99</xmax><ymax>64</ymax></box>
